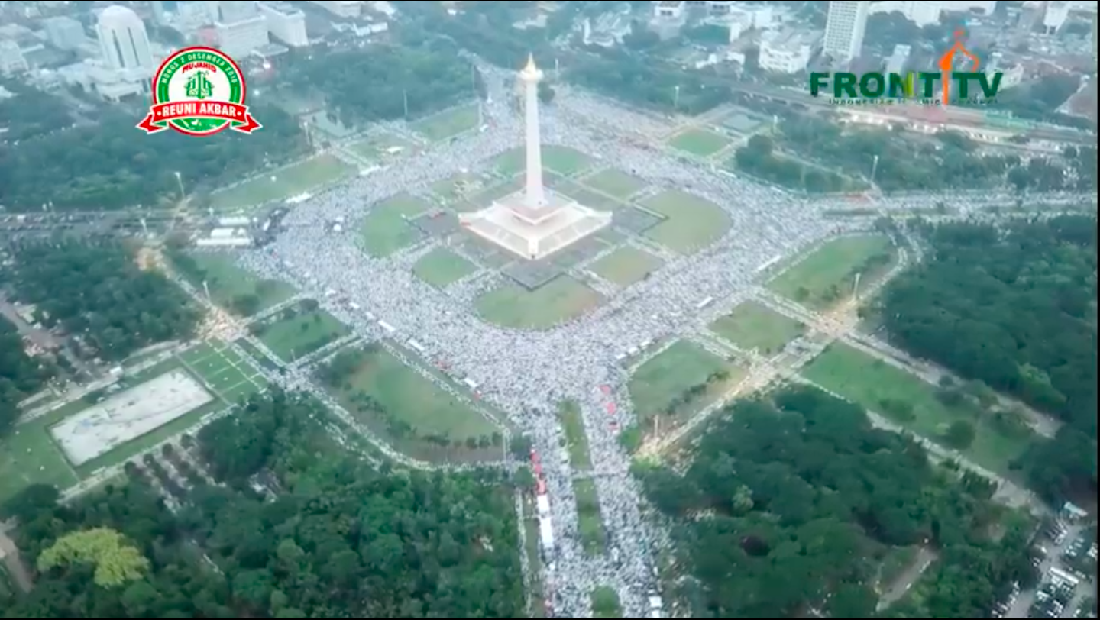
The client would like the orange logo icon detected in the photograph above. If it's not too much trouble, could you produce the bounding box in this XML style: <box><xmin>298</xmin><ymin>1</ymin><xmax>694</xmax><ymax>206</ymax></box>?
<box><xmin>937</xmin><ymin>30</ymin><xmax>980</xmax><ymax>104</ymax></box>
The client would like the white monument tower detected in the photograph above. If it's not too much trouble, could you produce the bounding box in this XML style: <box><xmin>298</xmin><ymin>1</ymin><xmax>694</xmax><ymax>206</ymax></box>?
<box><xmin>460</xmin><ymin>54</ymin><xmax>612</xmax><ymax>261</ymax></box>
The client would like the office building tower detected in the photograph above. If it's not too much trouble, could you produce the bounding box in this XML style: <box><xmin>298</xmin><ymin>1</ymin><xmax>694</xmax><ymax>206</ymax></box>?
<box><xmin>823</xmin><ymin>1</ymin><xmax>870</xmax><ymax>64</ymax></box>
<box><xmin>96</xmin><ymin>5</ymin><xmax>154</xmax><ymax>73</ymax></box>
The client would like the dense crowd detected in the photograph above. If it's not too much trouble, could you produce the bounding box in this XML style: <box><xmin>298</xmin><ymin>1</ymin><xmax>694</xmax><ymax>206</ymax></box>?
<box><xmin>233</xmin><ymin>63</ymin><xmax>1095</xmax><ymax>617</ymax></box>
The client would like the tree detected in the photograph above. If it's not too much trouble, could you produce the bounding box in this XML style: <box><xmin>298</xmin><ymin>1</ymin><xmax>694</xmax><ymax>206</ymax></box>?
<box><xmin>37</xmin><ymin>528</ymin><xmax>151</xmax><ymax>587</ymax></box>
<box><xmin>943</xmin><ymin>420</ymin><xmax>977</xmax><ymax>449</ymax></box>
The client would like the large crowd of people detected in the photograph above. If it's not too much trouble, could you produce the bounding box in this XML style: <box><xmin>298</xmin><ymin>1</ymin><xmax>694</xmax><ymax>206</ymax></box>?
<box><xmin>232</xmin><ymin>61</ymin><xmax>1095</xmax><ymax>617</ymax></box>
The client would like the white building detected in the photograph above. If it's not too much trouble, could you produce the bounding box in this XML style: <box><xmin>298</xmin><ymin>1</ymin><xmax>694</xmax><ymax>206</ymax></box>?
<box><xmin>96</xmin><ymin>5</ymin><xmax>154</xmax><ymax>74</ymax></box>
<box><xmin>823</xmin><ymin>1</ymin><xmax>870</xmax><ymax>64</ymax></box>
<box><xmin>654</xmin><ymin>1</ymin><xmax>685</xmax><ymax>19</ymax></box>
<box><xmin>216</xmin><ymin>2</ymin><xmax>269</xmax><ymax>59</ymax></box>
<box><xmin>869</xmin><ymin>1</ymin><xmax>998</xmax><ymax>27</ymax></box>
<box><xmin>885</xmin><ymin>43</ymin><xmax>911</xmax><ymax>74</ymax></box>
<box><xmin>44</xmin><ymin>16</ymin><xmax>86</xmax><ymax>51</ymax></box>
<box><xmin>1043</xmin><ymin>1</ymin><xmax>1071</xmax><ymax>33</ymax></box>
<box><xmin>259</xmin><ymin>2</ymin><xmax>309</xmax><ymax>47</ymax></box>
<box><xmin>758</xmin><ymin>29</ymin><xmax>818</xmax><ymax>73</ymax></box>
<box><xmin>0</xmin><ymin>40</ymin><xmax>29</xmax><ymax>76</ymax></box>
<box><xmin>310</xmin><ymin>0</ymin><xmax>363</xmax><ymax>18</ymax></box>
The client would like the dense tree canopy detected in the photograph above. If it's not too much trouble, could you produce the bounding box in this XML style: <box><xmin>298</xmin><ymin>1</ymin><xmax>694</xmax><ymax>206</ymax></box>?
<box><xmin>284</xmin><ymin>42</ymin><xmax>480</xmax><ymax>127</ymax></box>
<box><xmin>3</xmin><ymin>391</ymin><xmax>526</xmax><ymax>618</ymax></box>
<box><xmin>0</xmin><ymin>103</ymin><xmax>305</xmax><ymax>211</ymax></box>
<box><xmin>638</xmin><ymin>385</ymin><xmax>1034</xmax><ymax>618</ymax></box>
<box><xmin>568</xmin><ymin>51</ymin><xmax>728</xmax><ymax>115</ymax></box>
<box><xmin>0</xmin><ymin>316</ymin><xmax>53</xmax><ymax>436</ymax></box>
<box><xmin>0</xmin><ymin>240</ymin><xmax>200</xmax><ymax>361</ymax></box>
<box><xmin>0</xmin><ymin>81</ymin><xmax>76</xmax><ymax>143</ymax></box>
<box><xmin>881</xmin><ymin>217</ymin><xmax>1097</xmax><ymax>502</ymax></box>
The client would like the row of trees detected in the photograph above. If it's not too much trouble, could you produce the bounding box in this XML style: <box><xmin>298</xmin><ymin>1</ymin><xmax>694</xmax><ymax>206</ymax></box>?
<box><xmin>637</xmin><ymin>385</ymin><xmax>1035</xmax><ymax>618</ymax></box>
<box><xmin>880</xmin><ymin>217</ymin><xmax>1097</xmax><ymax>503</ymax></box>
<box><xmin>0</xmin><ymin>98</ymin><xmax>306</xmax><ymax>211</ymax></box>
<box><xmin>733</xmin><ymin>134</ymin><xmax>856</xmax><ymax>194</ymax></box>
<box><xmin>2</xmin><ymin>390</ymin><xmax>526</xmax><ymax>618</ymax></box>
<box><xmin>0</xmin><ymin>240</ymin><xmax>200</xmax><ymax>362</ymax></box>
<box><xmin>0</xmin><ymin>79</ymin><xmax>77</xmax><ymax>142</ymax></box>
<box><xmin>568</xmin><ymin>51</ymin><xmax>729</xmax><ymax>115</ymax></box>
<box><xmin>0</xmin><ymin>316</ymin><xmax>53</xmax><ymax>437</ymax></box>
<box><xmin>282</xmin><ymin>41</ymin><xmax>481</xmax><ymax>128</ymax></box>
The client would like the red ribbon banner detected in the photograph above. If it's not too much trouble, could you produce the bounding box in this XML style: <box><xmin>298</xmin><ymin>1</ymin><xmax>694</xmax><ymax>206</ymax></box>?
<box><xmin>137</xmin><ymin>101</ymin><xmax>262</xmax><ymax>134</ymax></box>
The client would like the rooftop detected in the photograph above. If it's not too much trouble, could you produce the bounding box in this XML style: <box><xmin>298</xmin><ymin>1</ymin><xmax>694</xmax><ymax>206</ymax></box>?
<box><xmin>261</xmin><ymin>1</ymin><xmax>304</xmax><ymax>16</ymax></box>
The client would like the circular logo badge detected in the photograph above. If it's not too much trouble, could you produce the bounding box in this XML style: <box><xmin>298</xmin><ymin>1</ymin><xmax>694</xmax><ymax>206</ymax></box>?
<box><xmin>137</xmin><ymin>46</ymin><xmax>261</xmax><ymax>137</ymax></box>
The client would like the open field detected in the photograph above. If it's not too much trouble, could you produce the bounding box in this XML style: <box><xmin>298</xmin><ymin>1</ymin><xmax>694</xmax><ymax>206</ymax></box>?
<box><xmin>768</xmin><ymin>235</ymin><xmax>895</xmax><ymax>309</ymax></box>
<box><xmin>589</xmin><ymin>245</ymin><xmax>664</xmax><ymax>287</ymax></box>
<box><xmin>668</xmin><ymin>128</ymin><xmax>732</xmax><ymax>157</ymax></box>
<box><xmin>347</xmin><ymin>131</ymin><xmax>415</xmax><ymax>161</ymax></box>
<box><xmin>411</xmin><ymin>103</ymin><xmax>480</xmax><ymax>141</ymax></box>
<box><xmin>324</xmin><ymin>345</ymin><xmax>501</xmax><ymax>462</ymax></box>
<box><xmin>574</xmin><ymin>478</ymin><xmax>606</xmax><ymax>554</ymax></box>
<box><xmin>581</xmin><ymin>168</ymin><xmax>648</xmax><ymax>200</ymax></box>
<box><xmin>430</xmin><ymin>172</ymin><xmax>493</xmax><ymax>202</ymax></box>
<box><xmin>174</xmin><ymin>252</ymin><xmax>295</xmax><ymax>316</ymax></box>
<box><xmin>802</xmin><ymin>343</ymin><xmax>1034</xmax><ymax>475</ymax></box>
<box><xmin>0</xmin><ymin>341</ymin><xmax>265</xmax><ymax>502</ymax></box>
<box><xmin>559</xmin><ymin>401</ymin><xmax>592</xmax><ymax>471</ymax></box>
<box><xmin>554</xmin><ymin>180</ymin><xmax>627</xmax><ymax>210</ymax></box>
<box><xmin>475</xmin><ymin>276</ymin><xmax>603</xmax><ymax>329</ymax></box>
<box><xmin>639</xmin><ymin>190</ymin><xmax>731</xmax><ymax>253</ymax></box>
<box><xmin>461</xmin><ymin>174</ymin><xmax>525</xmax><ymax>212</ymax></box>
<box><xmin>413</xmin><ymin>247</ymin><xmax>478</xmax><ymax>287</ymax></box>
<box><xmin>254</xmin><ymin>305</ymin><xmax>350</xmax><ymax>363</ymax></box>
<box><xmin>358</xmin><ymin>193</ymin><xmax>434</xmax><ymax>257</ymax></box>
<box><xmin>709</xmin><ymin>300</ymin><xmax>805</xmax><ymax>354</ymax></box>
<box><xmin>493</xmin><ymin>145</ymin><xmax>593</xmax><ymax>177</ymax></box>
<box><xmin>628</xmin><ymin>340</ymin><xmax>744</xmax><ymax>431</ymax></box>
<box><xmin>208</xmin><ymin>154</ymin><xmax>353</xmax><ymax>212</ymax></box>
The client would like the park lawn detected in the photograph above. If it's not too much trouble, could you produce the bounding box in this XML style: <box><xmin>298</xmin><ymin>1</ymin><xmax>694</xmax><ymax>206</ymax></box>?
<box><xmin>668</xmin><ymin>128</ymin><xmax>732</xmax><ymax>157</ymax></box>
<box><xmin>256</xmin><ymin>308</ymin><xmax>350</xmax><ymax>363</ymax></box>
<box><xmin>639</xmin><ymin>190</ymin><xmax>731</xmax><ymax>254</ymax></box>
<box><xmin>430</xmin><ymin>172</ymin><xmax>490</xmax><ymax>201</ymax></box>
<box><xmin>337</xmin><ymin>347</ymin><xmax>497</xmax><ymax>441</ymax></box>
<box><xmin>413</xmin><ymin>247</ymin><xmax>477</xmax><ymax>287</ymax></box>
<box><xmin>460</xmin><ymin>174</ymin><xmax>525</xmax><ymax>212</ymax></box>
<box><xmin>768</xmin><ymin>235</ymin><xmax>895</xmax><ymax>310</ymax></box>
<box><xmin>358</xmin><ymin>193</ymin><xmax>433</xmax><ymax>257</ymax></box>
<box><xmin>589</xmin><ymin>245</ymin><xmax>664</xmax><ymax>287</ymax></box>
<box><xmin>411</xmin><ymin>103</ymin><xmax>480</xmax><ymax>141</ymax></box>
<box><xmin>582</xmin><ymin>168</ymin><xmax>648</xmax><ymax>200</ymax></box>
<box><xmin>628</xmin><ymin>340</ymin><xmax>744</xmax><ymax>429</ymax></box>
<box><xmin>709</xmin><ymin>300</ymin><xmax>805</xmax><ymax>355</ymax></box>
<box><xmin>475</xmin><ymin>276</ymin><xmax>604</xmax><ymax>329</ymax></box>
<box><xmin>178</xmin><ymin>253</ymin><xmax>295</xmax><ymax>315</ymax></box>
<box><xmin>559</xmin><ymin>401</ymin><xmax>592</xmax><ymax>471</ymax></box>
<box><xmin>492</xmin><ymin>145</ymin><xmax>593</xmax><ymax>177</ymax></box>
<box><xmin>0</xmin><ymin>398</ymin><xmax>83</xmax><ymax>504</ymax></box>
<box><xmin>574</xmin><ymin>478</ymin><xmax>606</xmax><ymax>554</ymax></box>
<box><xmin>802</xmin><ymin>343</ymin><xmax>1034</xmax><ymax>475</ymax></box>
<box><xmin>208</xmin><ymin>154</ymin><xmax>354</xmax><ymax>212</ymax></box>
<box><xmin>554</xmin><ymin>181</ymin><xmax>627</xmax><ymax>210</ymax></box>
<box><xmin>347</xmin><ymin>131</ymin><xmax>414</xmax><ymax>161</ymax></box>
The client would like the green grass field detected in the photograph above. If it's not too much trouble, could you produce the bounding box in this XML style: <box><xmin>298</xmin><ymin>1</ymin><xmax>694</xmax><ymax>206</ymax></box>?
<box><xmin>768</xmin><ymin>235</ymin><xmax>895</xmax><ymax>309</ymax></box>
<box><xmin>475</xmin><ymin>276</ymin><xmax>603</xmax><ymax>329</ymax></box>
<box><xmin>802</xmin><ymin>344</ymin><xmax>1034</xmax><ymax>475</ymax></box>
<box><xmin>255</xmin><ymin>306</ymin><xmax>350</xmax><ymax>363</ymax></box>
<box><xmin>628</xmin><ymin>340</ymin><xmax>744</xmax><ymax>430</ymax></box>
<box><xmin>358</xmin><ymin>193</ymin><xmax>434</xmax><ymax>257</ymax></box>
<box><xmin>460</xmin><ymin>174</ymin><xmax>525</xmax><ymax>212</ymax></box>
<box><xmin>554</xmin><ymin>180</ymin><xmax>627</xmax><ymax>211</ymax></box>
<box><xmin>325</xmin><ymin>345</ymin><xmax>499</xmax><ymax>461</ymax></box>
<box><xmin>574</xmin><ymin>478</ymin><xmax>606</xmax><ymax>554</ymax></box>
<box><xmin>559</xmin><ymin>401</ymin><xmax>592</xmax><ymax>471</ymax></box>
<box><xmin>709</xmin><ymin>301</ymin><xmax>805</xmax><ymax>354</ymax></box>
<box><xmin>581</xmin><ymin>169</ymin><xmax>648</xmax><ymax>199</ymax></box>
<box><xmin>411</xmin><ymin>103</ymin><xmax>480</xmax><ymax>141</ymax></box>
<box><xmin>413</xmin><ymin>247</ymin><xmax>477</xmax><ymax>287</ymax></box>
<box><xmin>668</xmin><ymin>128</ymin><xmax>732</xmax><ymax>157</ymax></box>
<box><xmin>175</xmin><ymin>253</ymin><xmax>295</xmax><ymax>316</ymax></box>
<box><xmin>492</xmin><ymin>145</ymin><xmax>593</xmax><ymax>177</ymax></box>
<box><xmin>0</xmin><ymin>342</ymin><xmax>265</xmax><ymax>502</ymax></box>
<box><xmin>430</xmin><ymin>172</ymin><xmax>491</xmax><ymax>202</ymax></box>
<box><xmin>208</xmin><ymin>154</ymin><xmax>354</xmax><ymax>212</ymax></box>
<box><xmin>347</xmin><ymin>131</ymin><xmax>414</xmax><ymax>162</ymax></box>
<box><xmin>639</xmin><ymin>190</ymin><xmax>731</xmax><ymax>254</ymax></box>
<box><xmin>589</xmin><ymin>245</ymin><xmax>664</xmax><ymax>287</ymax></box>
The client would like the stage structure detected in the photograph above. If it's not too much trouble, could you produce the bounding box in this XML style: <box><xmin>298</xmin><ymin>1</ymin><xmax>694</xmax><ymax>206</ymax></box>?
<box><xmin>460</xmin><ymin>54</ymin><xmax>611</xmax><ymax>260</ymax></box>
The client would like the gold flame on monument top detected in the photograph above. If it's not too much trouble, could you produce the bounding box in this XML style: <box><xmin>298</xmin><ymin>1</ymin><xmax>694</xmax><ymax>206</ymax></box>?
<box><xmin>520</xmin><ymin>53</ymin><xmax>541</xmax><ymax>78</ymax></box>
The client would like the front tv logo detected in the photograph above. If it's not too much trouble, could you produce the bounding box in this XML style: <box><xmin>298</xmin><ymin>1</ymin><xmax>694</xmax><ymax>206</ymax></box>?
<box><xmin>809</xmin><ymin>31</ymin><xmax>1003</xmax><ymax>106</ymax></box>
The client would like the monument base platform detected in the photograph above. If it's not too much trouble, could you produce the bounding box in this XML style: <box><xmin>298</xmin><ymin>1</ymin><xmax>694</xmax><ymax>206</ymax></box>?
<box><xmin>459</xmin><ymin>189</ymin><xmax>612</xmax><ymax>261</ymax></box>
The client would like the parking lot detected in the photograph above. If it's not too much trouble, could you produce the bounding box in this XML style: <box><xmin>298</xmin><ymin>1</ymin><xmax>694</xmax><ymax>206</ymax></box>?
<box><xmin>1002</xmin><ymin>504</ymin><xmax>1097</xmax><ymax>619</ymax></box>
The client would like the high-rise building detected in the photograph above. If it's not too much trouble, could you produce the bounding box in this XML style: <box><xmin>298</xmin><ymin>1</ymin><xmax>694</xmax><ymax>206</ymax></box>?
<box><xmin>215</xmin><ymin>0</ymin><xmax>269</xmax><ymax>58</ymax></box>
<box><xmin>0</xmin><ymin>40</ymin><xmax>29</xmax><ymax>76</ymax></box>
<box><xmin>309</xmin><ymin>1</ymin><xmax>362</xmax><ymax>18</ymax></box>
<box><xmin>259</xmin><ymin>2</ymin><xmax>309</xmax><ymax>47</ymax></box>
<box><xmin>44</xmin><ymin>16</ymin><xmax>86</xmax><ymax>50</ymax></box>
<box><xmin>96</xmin><ymin>5</ymin><xmax>154</xmax><ymax>74</ymax></box>
<box><xmin>822</xmin><ymin>1</ymin><xmax>870</xmax><ymax>64</ymax></box>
